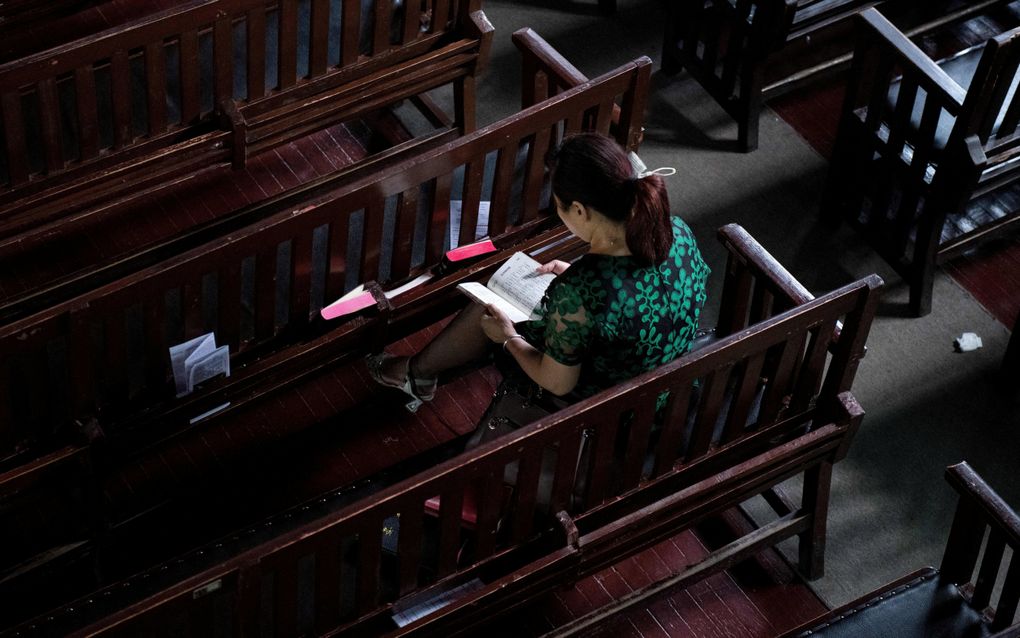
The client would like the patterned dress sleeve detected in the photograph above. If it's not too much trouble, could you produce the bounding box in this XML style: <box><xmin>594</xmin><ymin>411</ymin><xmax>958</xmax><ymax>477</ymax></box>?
<box><xmin>539</xmin><ymin>274</ymin><xmax>594</xmax><ymax>367</ymax></box>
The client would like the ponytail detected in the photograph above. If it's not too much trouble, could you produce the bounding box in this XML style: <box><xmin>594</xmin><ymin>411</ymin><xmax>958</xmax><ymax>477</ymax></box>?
<box><xmin>550</xmin><ymin>133</ymin><xmax>675</xmax><ymax>267</ymax></box>
<box><xmin>626</xmin><ymin>174</ymin><xmax>672</xmax><ymax>267</ymax></box>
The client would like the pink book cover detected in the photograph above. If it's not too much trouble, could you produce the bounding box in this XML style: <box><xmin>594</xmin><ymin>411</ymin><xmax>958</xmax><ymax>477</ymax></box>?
<box><xmin>320</xmin><ymin>291</ymin><xmax>376</xmax><ymax>320</ymax></box>
<box><xmin>445</xmin><ymin>239</ymin><xmax>496</xmax><ymax>262</ymax></box>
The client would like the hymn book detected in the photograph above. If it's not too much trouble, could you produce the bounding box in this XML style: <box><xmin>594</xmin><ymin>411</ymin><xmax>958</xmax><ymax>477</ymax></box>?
<box><xmin>456</xmin><ymin>252</ymin><xmax>555</xmax><ymax>323</ymax></box>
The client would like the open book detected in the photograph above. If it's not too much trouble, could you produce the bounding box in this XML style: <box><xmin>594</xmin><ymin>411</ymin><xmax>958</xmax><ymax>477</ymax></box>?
<box><xmin>169</xmin><ymin>332</ymin><xmax>230</xmax><ymax>398</ymax></box>
<box><xmin>456</xmin><ymin>252</ymin><xmax>555</xmax><ymax>323</ymax></box>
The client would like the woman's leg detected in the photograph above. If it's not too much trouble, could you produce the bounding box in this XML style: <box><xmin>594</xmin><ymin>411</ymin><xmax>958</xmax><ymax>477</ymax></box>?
<box><xmin>412</xmin><ymin>302</ymin><xmax>491</xmax><ymax>378</ymax></box>
<box><xmin>372</xmin><ymin>302</ymin><xmax>491</xmax><ymax>389</ymax></box>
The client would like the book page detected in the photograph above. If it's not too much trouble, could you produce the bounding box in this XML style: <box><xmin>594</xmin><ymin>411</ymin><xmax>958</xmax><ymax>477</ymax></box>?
<box><xmin>187</xmin><ymin>345</ymin><xmax>230</xmax><ymax>393</ymax></box>
<box><xmin>457</xmin><ymin>281</ymin><xmax>531</xmax><ymax>323</ymax></box>
<box><xmin>486</xmin><ymin>252</ymin><xmax>555</xmax><ymax>320</ymax></box>
<box><xmin>171</xmin><ymin>333</ymin><xmax>215</xmax><ymax>397</ymax></box>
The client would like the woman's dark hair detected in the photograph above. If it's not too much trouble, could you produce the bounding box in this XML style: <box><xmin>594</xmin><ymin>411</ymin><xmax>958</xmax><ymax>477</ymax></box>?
<box><xmin>549</xmin><ymin>133</ymin><xmax>672</xmax><ymax>266</ymax></box>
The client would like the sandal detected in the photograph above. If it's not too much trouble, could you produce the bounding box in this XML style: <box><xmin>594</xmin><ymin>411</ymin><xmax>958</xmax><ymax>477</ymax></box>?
<box><xmin>366</xmin><ymin>352</ymin><xmax>437</xmax><ymax>413</ymax></box>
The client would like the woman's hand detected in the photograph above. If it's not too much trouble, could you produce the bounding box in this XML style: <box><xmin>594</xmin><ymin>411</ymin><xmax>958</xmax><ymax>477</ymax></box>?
<box><xmin>480</xmin><ymin>304</ymin><xmax>518</xmax><ymax>344</ymax></box>
<box><xmin>536</xmin><ymin>259</ymin><xmax>570</xmax><ymax>276</ymax></box>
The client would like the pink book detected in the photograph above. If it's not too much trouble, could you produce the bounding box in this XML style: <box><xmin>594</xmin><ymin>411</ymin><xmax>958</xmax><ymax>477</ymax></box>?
<box><xmin>445</xmin><ymin>239</ymin><xmax>496</xmax><ymax>262</ymax></box>
<box><xmin>320</xmin><ymin>290</ymin><xmax>376</xmax><ymax>320</ymax></box>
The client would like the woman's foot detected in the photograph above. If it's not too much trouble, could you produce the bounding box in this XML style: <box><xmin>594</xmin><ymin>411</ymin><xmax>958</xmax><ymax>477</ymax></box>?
<box><xmin>365</xmin><ymin>352</ymin><xmax>437</xmax><ymax>412</ymax></box>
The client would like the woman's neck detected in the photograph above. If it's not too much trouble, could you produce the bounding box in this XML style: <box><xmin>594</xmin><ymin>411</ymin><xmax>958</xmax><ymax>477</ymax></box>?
<box><xmin>588</xmin><ymin>220</ymin><xmax>631</xmax><ymax>257</ymax></box>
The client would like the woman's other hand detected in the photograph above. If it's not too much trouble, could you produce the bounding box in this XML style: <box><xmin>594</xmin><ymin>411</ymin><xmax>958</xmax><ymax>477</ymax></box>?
<box><xmin>536</xmin><ymin>259</ymin><xmax>570</xmax><ymax>276</ymax></box>
<box><xmin>480</xmin><ymin>304</ymin><xmax>517</xmax><ymax>343</ymax></box>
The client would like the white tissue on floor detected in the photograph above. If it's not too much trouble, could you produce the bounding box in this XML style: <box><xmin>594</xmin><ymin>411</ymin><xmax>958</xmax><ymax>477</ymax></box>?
<box><xmin>954</xmin><ymin>332</ymin><xmax>983</xmax><ymax>352</ymax></box>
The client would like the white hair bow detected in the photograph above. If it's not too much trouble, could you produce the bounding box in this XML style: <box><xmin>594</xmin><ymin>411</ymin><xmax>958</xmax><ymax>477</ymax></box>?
<box><xmin>628</xmin><ymin>151</ymin><xmax>677</xmax><ymax>178</ymax></box>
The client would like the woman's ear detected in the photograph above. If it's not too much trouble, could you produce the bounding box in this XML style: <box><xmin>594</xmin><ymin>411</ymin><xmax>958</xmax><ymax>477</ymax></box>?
<box><xmin>570</xmin><ymin>201</ymin><xmax>589</xmax><ymax>219</ymax></box>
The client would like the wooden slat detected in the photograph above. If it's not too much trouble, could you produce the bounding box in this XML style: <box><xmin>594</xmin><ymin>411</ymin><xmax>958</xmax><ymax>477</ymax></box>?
<box><xmin>145</xmin><ymin>41</ymin><xmax>168</xmax><ymax>136</ymax></box>
<box><xmin>290</xmin><ymin>231</ymin><xmax>314</xmax><ymax>328</ymax></box>
<box><xmin>717</xmin><ymin>261</ymin><xmax>754</xmax><ymax>336</ymax></box>
<box><xmin>0</xmin><ymin>360</ymin><xmax>11</xmax><ymax>448</ymax></box>
<box><xmin>313</xmin><ymin>537</ymin><xmax>342</xmax><ymax>634</ymax></box>
<box><xmin>472</xmin><ymin>470</ymin><xmax>503</xmax><ymax>560</ymax></box>
<box><xmin>213</xmin><ymin>16</ymin><xmax>233</xmax><ymax>106</ymax></box>
<box><xmin>510</xmin><ymin>450</ymin><xmax>543</xmax><ymax>543</ymax></box>
<box><xmin>144</xmin><ymin>296</ymin><xmax>169</xmax><ymax>395</ymax></box>
<box><xmin>437</xmin><ymin>488</ymin><xmax>465</xmax><ymax>578</ymax></box>
<box><xmin>993</xmin><ymin>556</ymin><xmax>1020</xmax><ymax>632</ymax></box>
<box><xmin>520</xmin><ymin>129</ymin><xmax>550</xmax><ymax>223</ymax></box>
<box><xmin>397</xmin><ymin>502</ymin><xmax>424</xmax><ymax>596</ymax></box>
<box><xmin>309</xmin><ymin>0</ymin><xmax>331</xmax><ymax>77</ymax></box>
<box><xmin>550</xmin><ymin>427</ymin><xmax>584</xmax><ymax>513</ymax></box>
<box><xmin>278</xmin><ymin>0</ymin><xmax>298</xmax><ymax>88</ymax></box>
<box><xmin>325</xmin><ymin>212</ymin><xmax>350</xmax><ymax>302</ymax></box>
<box><xmin>720</xmin><ymin>352</ymin><xmax>767</xmax><ymax>443</ymax></box>
<box><xmin>340</xmin><ymin>0</ymin><xmax>361</xmax><ymax>65</ymax></box>
<box><xmin>685</xmin><ymin>365</ymin><xmax>731</xmax><ymax>460</ymax></box>
<box><xmin>427</xmin><ymin>174</ymin><xmax>452</xmax><ymax>265</ymax></box>
<box><xmin>69</xmin><ymin>308</ymin><xmax>96</xmax><ymax>417</ymax></box>
<box><xmin>759</xmin><ymin>333</ymin><xmax>807</xmax><ymax>424</ymax></box>
<box><xmin>110</xmin><ymin>49</ymin><xmax>132</xmax><ymax>148</ymax></box>
<box><xmin>103</xmin><ymin>312</ymin><xmax>129</xmax><ymax>408</ymax></box>
<box><xmin>431</xmin><ymin>0</ymin><xmax>449</xmax><ymax>34</ymax></box>
<box><xmin>179</xmin><ymin>30</ymin><xmax>201</xmax><ymax>122</ymax></box>
<box><xmin>273</xmin><ymin>562</ymin><xmax>300</xmax><ymax>636</ymax></box>
<box><xmin>789</xmin><ymin>323</ymin><xmax>832</xmax><ymax>413</ymax></box>
<box><xmin>373</xmin><ymin>0</ymin><xmax>393</xmax><ymax>55</ymax></box>
<box><xmin>36</xmin><ymin>78</ymin><xmax>63</xmax><ymax>173</ymax></box>
<box><xmin>25</xmin><ymin>343</ymin><xmax>51</xmax><ymax>426</ymax></box>
<box><xmin>217</xmin><ymin>260</ymin><xmax>243</xmax><ymax>351</ymax></box>
<box><xmin>74</xmin><ymin>66</ymin><xmax>100</xmax><ymax>160</ymax></box>
<box><xmin>246</xmin><ymin>9</ymin><xmax>267</xmax><ymax>100</ymax></box>
<box><xmin>458</xmin><ymin>159</ymin><xmax>484</xmax><ymax>247</ymax></box>
<box><xmin>404</xmin><ymin>0</ymin><xmax>422</xmax><ymax>44</ymax></box>
<box><xmin>356</xmin><ymin>519</ymin><xmax>383</xmax><ymax>614</ymax></box>
<box><xmin>254</xmin><ymin>244</ymin><xmax>278</xmax><ymax>340</ymax></box>
<box><xmin>487</xmin><ymin>142</ymin><xmax>516</xmax><ymax>235</ymax></box>
<box><xmin>360</xmin><ymin>200</ymin><xmax>384</xmax><ymax>283</ymax></box>
<box><xmin>183</xmin><ymin>279</ymin><xmax>204</xmax><ymax>339</ymax></box>
<box><xmin>390</xmin><ymin>186</ymin><xmax>418</xmax><ymax>281</ymax></box>
<box><xmin>584</xmin><ymin>416</ymin><xmax>620</xmax><ymax>506</ymax></box>
<box><xmin>972</xmin><ymin>530</ymin><xmax>1006</xmax><ymax>610</ymax></box>
<box><xmin>619</xmin><ymin>401</ymin><xmax>656</xmax><ymax>490</ymax></box>
<box><xmin>2</xmin><ymin>90</ymin><xmax>29</xmax><ymax>183</ymax></box>
<box><xmin>651</xmin><ymin>383</ymin><xmax>693</xmax><ymax>478</ymax></box>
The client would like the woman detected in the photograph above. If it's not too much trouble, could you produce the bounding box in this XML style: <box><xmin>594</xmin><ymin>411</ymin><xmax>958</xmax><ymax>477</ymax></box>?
<box><xmin>368</xmin><ymin>133</ymin><xmax>709</xmax><ymax>412</ymax></box>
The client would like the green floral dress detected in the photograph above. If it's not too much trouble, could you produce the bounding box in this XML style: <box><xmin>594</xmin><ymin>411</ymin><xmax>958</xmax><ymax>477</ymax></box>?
<box><xmin>518</xmin><ymin>216</ymin><xmax>710</xmax><ymax>400</ymax></box>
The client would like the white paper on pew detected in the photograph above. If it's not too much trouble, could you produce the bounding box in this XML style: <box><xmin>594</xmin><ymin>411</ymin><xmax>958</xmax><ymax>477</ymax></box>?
<box><xmin>187</xmin><ymin>345</ymin><xmax>230</xmax><ymax>394</ymax></box>
<box><xmin>384</xmin><ymin>272</ymin><xmax>433</xmax><ymax>299</ymax></box>
<box><xmin>391</xmin><ymin>577</ymin><xmax>485</xmax><ymax>627</ymax></box>
<box><xmin>170</xmin><ymin>333</ymin><xmax>216</xmax><ymax>397</ymax></box>
<box><xmin>189</xmin><ymin>402</ymin><xmax>230</xmax><ymax>425</ymax></box>
<box><xmin>448</xmin><ymin>200</ymin><xmax>490</xmax><ymax>249</ymax></box>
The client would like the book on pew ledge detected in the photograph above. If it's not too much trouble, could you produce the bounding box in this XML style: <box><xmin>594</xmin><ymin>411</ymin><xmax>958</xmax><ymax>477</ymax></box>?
<box><xmin>457</xmin><ymin>251</ymin><xmax>555</xmax><ymax>323</ymax></box>
<box><xmin>320</xmin><ymin>274</ymin><xmax>435</xmax><ymax>321</ymax></box>
<box><xmin>434</xmin><ymin>237</ymin><xmax>498</xmax><ymax>275</ymax></box>
<box><xmin>169</xmin><ymin>332</ymin><xmax>230</xmax><ymax>398</ymax></box>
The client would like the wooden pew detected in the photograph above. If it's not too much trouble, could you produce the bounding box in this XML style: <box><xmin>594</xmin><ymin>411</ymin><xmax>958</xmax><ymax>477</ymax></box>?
<box><xmin>0</xmin><ymin>29</ymin><xmax>651</xmax><ymax>606</ymax></box>
<box><xmin>1006</xmin><ymin>310</ymin><xmax>1019</xmax><ymax>387</ymax></box>
<box><xmin>780</xmin><ymin>461</ymin><xmax>1020</xmax><ymax>637</ymax></box>
<box><xmin>662</xmin><ymin>0</ymin><xmax>1015</xmax><ymax>151</ymax></box>
<box><xmin>4</xmin><ymin>224</ymin><xmax>883</xmax><ymax>637</ymax></box>
<box><xmin>0</xmin><ymin>0</ymin><xmax>493</xmax><ymax>250</ymax></box>
<box><xmin>824</xmin><ymin>7</ymin><xmax>1020</xmax><ymax>316</ymax></box>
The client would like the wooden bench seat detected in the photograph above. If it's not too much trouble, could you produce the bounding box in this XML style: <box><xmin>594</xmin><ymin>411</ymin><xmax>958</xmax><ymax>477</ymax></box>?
<box><xmin>4</xmin><ymin>222</ymin><xmax>881</xmax><ymax>636</ymax></box>
<box><xmin>824</xmin><ymin>7</ymin><xmax>1020</xmax><ymax>315</ymax></box>
<box><xmin>780</xmin><ymin>462</ymin><xmax>1020</xmax><ymax>637</ymax></box>
<box><xmin>0</xmin><ymin>28</ymin><xmax>651</xmax><ymax>608</ymax></box>
<box><xmin>0</xmin><ymin>0</ymin><xmax>492</xmax><ymax>250</ymax></box>
<box><xmin>662</xmin><ymin>0</ymin><xmax>1016</xmax><ymax>151</ymax></box>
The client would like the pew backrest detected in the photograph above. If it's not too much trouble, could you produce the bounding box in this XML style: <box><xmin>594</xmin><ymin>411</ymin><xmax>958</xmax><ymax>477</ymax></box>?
<box><xmin>0</xmin><ymin>0</ymin><xmax>492</xmax><ymax>247</ymax></box>
<box><xmin>0</xmin><ymin>38</ymin><xmax>651</xmax><ymax>504</ymax></box>
<box><xmin>22</xmin><ymin>226</ymin><xmax>882</xmax><ymax>637</ymax></box>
